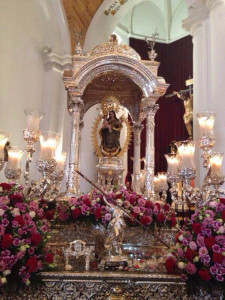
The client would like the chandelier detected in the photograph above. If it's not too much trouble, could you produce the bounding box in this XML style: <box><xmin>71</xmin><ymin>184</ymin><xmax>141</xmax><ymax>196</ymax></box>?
<box><xmin>0</xmin><ymin>109</ymin><xmax>66</xmax><ymax>200</ymax></box>
<box><xmin>160</xmin><ymin>111</ymin><xmax>225</xmax><ymax>208</ymax></box>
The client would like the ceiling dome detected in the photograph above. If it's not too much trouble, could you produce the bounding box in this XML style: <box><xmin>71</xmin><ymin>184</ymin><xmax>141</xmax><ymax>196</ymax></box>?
<box><xmin>87</xmin><ymin>34</ymin><xmax>141</xmax><ymax>60</ymax></box>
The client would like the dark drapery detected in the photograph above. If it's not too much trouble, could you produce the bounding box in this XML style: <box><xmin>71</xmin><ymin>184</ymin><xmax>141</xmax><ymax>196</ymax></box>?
<box><xmin>128</xmin><ymin>36</ymin><xmax>193</xmax><ymax>174</ymax></box>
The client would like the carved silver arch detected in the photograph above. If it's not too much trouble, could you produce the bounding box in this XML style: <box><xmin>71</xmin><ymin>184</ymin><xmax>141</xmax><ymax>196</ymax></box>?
<box><xmin>72</xmin><ymin>55</ymin><xmax>158</xmax><ymax>98</ymax></box>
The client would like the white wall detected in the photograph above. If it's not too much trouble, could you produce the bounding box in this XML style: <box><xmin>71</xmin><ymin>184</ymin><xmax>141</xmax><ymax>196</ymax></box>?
<box><xmin>0</xmin><ymin>0</ymin><xmax>71</xmax><ymax>182</ymax></box>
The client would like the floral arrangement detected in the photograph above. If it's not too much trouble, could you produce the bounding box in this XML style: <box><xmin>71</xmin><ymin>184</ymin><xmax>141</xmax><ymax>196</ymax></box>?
<box><xmin>165</xmin><ymin>198</ymin><xmax>225</xmax><ymax>296</ymax></box>
<box><xmin>0</xmin><ymin>183</ymin><xmax>53</xmax><ymax>291</ymax></box>
<box><xmin>43</xmin><ymin>189</ymin><xmax>177</xmax><ymax>229</ymax></box>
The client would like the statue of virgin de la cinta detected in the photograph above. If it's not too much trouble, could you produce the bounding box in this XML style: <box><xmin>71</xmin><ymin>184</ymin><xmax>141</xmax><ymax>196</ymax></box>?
<box><xmin>99</xmin><ymin>110</ymin><xmax>123</xmax><ymax>156</ymax></box>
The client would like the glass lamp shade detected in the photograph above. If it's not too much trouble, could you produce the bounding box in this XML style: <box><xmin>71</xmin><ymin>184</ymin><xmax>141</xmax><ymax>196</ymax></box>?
<box><xmin>24</xmin><ymin>109</ymin><xmax>44</xmax><ymax>131</ymax></box>
<box><xmin>209</xmin><ymin>152</ymin><xmax>224</xmax><ymax>176</ymax></box>
<box><xmin>197</xmin><ymin>112</ymin><xmax>216</xmax><ymax>138</ymax></box>
<box><xmin>39</xmin><ymin>131</ymin><xmax>60</xmax><ymax>161</ymax></box>
<box><xmin>157</xmin><ymin>172</ymin><xmax>168</xmax><ymax>191</ymax></box>
<box><xmin>54</xmin><ymin>152</ymin><xmax>67</xmax><ymax>171</ymax></box>
<box><xmin>176</xmin><ymin>140</ymin><xmax>196</xmax><ymax>171</ymax></box>
<box><xmin>0</xmin><ymin>131</ymin><xmax>9</xmax><ymax>159</ymax></box>
<box><xmin>164</xmin><ymin>153</ymin><xmax>180</xmax><ymax>175</ymax></box>
<box><xmin>6</xmin><ymin>146</ymin><xmax>24</xmax><ymax>169</ymax></box>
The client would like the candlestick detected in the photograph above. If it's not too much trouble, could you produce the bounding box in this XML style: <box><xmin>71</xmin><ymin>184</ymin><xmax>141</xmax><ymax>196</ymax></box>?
<box><xmin>197</xmin><ymin>112</ymin><xmax>216</xmax><ymax>138</ymax></box>
<box><xmin>0</xmin><ymin>131</ymin><xmax>9</xmax><ymax>159</ymax></box>
<box><xmin>154</xmin><ymin>176</ymin><xmax>160</xmax><ymax>193</ymax></box>
<box><xmin>39</xmin><ymin>132</ymin><xmax>60</xmax><ymax>161</ymax></box>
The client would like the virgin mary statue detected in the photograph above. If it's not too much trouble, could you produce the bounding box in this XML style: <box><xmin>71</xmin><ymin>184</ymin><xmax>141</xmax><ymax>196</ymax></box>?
<box><xmin>99</xmin><ymin>111</ymin><xmax>122</xmax><ymax>156</ymax></box>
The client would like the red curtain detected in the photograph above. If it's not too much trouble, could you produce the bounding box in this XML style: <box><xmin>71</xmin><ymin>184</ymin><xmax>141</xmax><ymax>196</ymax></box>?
<box><xmin>128</xmin><ymin>36</ymin><xmax>193</xmax><ymax>174</ymax></box>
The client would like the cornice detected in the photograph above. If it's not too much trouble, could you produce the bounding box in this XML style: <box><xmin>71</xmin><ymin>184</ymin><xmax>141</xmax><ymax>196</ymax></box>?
<box><xmin>42</xmin><ymin>46</ymin><xmax>72</xmax><ymax>72</ymax></box>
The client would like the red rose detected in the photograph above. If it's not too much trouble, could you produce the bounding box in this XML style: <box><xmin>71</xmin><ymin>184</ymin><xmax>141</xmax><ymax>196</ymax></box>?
<box><xmin>198</xmin><ymin>270</ymin><xmax>211</xmax><ymax>281</ymax></box>
<box><xmin>26</xmin><ymin>256</ymin><xmax>38</xmax><ymax>273</ymax></box>
<box><xmin>165</xmin><ymin>257</ymin><xmax>176</xmax><ymax>273</ymax></box>
<box><xmin>155</xmin><ymin>203</ymin><xmax>161</xmax><ymax>210</ymax></box>
<box><xmin>72</xmin><ymin>208</ymin><xmax>81</xmax><ymax>219</ymax></box>
<box><xmin>129</xmin><ymin>194</ymin><xmax>136</xmax><ymax>204</ymax></box>
<box><xmin>220</xmin><ymin>198</ymin><xmax>225</xmax><ymax>205</ymax></box>
<box><xmin>44</xmin><ymin>253</ymin><xmax>54</xmax><ymax>263</ymax></box>
<box><xmin>83</xmin><ymin>199</ymin><xmax>91</xmax><ymax>207</ymax></box>
<box><xmin>204</xmin><ymin>236</ymin><xmax>216</xmax><ymax>249</ymax></box>
<box><xmin>140</xmin><ymin>215</ymin><xmax>152</xmax><ymax>225</ymax></box>
<box><xmin>31</xmin><ymin>232</ymin><xmax>42</xmax><ymax>246</ymax></box>
<box><xmin>13</xmin><ymin>216</ymin><xmax>25</xmax><ymax>227</ymax></box>
<box><xmin>45</xmin><ymin>210</ymin><xmax>55</xmax><ymax>221</ymax></box>
<box><xmin>212</xmin><ymin>252</ymin><xmax>224</xmax><ymax>264</ymax></box>
<box><xmin>156</xmin><ymin>213</ymin><xmax>166</xmax><ymax>223</ymax></box>
<box><xmin>221</xmin><ymin>211</ymin><xmax>225</xmax><ymax>221</ymax></box>
<box><xmin>0</xmin><ymin>183</ymin><xmax>12</xmax><ymax>191</ymax></box>
<box><xmin>164</xmin><ymin>203</ymin><xmax>170</xmax><ymax>211</ymax></box>
<box><xmin>128</xmin><ymin>212</ymin><xmax>138</xmax><ymax>224</ymax></box>
<box><xmin>145</xmin><ymin>201</ymin><xmax>154</xmax><ymax>209</ymax></box>
<box><xmin>94</xmin><ymin>208</ymin><xmax>102</xmax><ymax>219</ymax></box>
<box><xmin>1</xmin><ymin>234</ymin><xmax>13</xmax><ymax>249</ymax></box>
<box><xmin>185</xmin><ymin>248</ymin><xmax>196</xmax><ymax>261</ymax></box>
<box><xmin>9</xmin><ymin>194</ymin><xmax>23</xmax><ymax>205</ymax></box>
<box><xmin>170</xmin><ymin>217</ymin><xmax>177</xmax><ymax>227</ymax></box>
<box><xmin>192</xmin><ymin>223</ymin><xmax>202</xmax><ymax>234</ymax></box>
<box><xmin>116</xmin><ymin>193</ymin><xmax>123</xmax><ymax>199</ymax></box>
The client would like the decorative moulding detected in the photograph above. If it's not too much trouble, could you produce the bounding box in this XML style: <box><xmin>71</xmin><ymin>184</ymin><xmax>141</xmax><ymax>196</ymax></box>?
<box><xmin>42</xmin><ymin>46</ymin><xmax>72</xmax><ymax>72</ymax></box>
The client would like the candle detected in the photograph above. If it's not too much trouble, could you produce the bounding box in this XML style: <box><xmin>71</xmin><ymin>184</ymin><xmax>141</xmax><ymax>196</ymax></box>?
<box><xmin>54</xmin><ymin>152</ymin><xmax>67</xmax><ymax>171</ymax></box>
<box><xmin>0</xmin><ymin>132</ymin><xmax>9</xmax><ymax>159</ymax></box>
<box><xmin>7</xmin><ymin>147</ymin><xmax>24</xmax><ymax>169</ymax></box>
<box><xmin>176</xmin><ymin>141</ymin><xmax>195</xmax><ymax>170</ymax></box>
<box><xmin>210</xmin><ymin>153</ymin><xmax>223</xmax><ymax>176</ymax></box>
<box><xmin>39</xmin><ymin>132</ymin><xmax>60</xmax><ymax>161</ymax></box>
<box><xmin>165</xmin><ymin>153</ymin><xmax>179</xmax><ymax>175</ymax></box>
<box><xmin>24</xmin><ymin>109</ymin><xmax>44</xmax><ymax>131</ymax></box>
<box><xmin>154</xmin><ymin>176</ymin><xmax>160</xmax><ymax>193</ymax></box>
<box><xmin>158</xmin><ymin>172</ymin><xmax>168</xmax><ymax>191</ymax></box>
<box><xmin>197</xmin><ymin>112</ymin><xmax>216</xmax><ymax>138</ymax></box>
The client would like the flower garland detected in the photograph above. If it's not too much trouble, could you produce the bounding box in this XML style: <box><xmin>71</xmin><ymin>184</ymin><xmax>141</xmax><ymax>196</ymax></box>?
<box><xmin>43</xmin><ymin>189</ymin><xmax>177</xmax><ymax>229</ymax></box>
<box><xmin>0</xmin><ymin>183</ymin><xmax>53</xmax><ymax>291</ymax></box>
<box><xmin>165</xmin><ymin>198</ymin><xmax>225</xmax><ymax>295</ymax></box>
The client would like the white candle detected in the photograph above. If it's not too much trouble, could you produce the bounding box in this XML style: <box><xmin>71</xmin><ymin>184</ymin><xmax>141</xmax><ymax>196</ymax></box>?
<box><xmin>158</xmin><ymin>172</ymin><xmax>168</xmax><ymax>191</ymax></box>
<box><xmin>39</xmin><ymin>132</ymin><xmax>60</xmax><ymax>161</ymax></box>
<box><xmin>165</xmin><ymin>154</ymin><xmax>179</xmax><ymax>174</ymax></box>
<box><xmin>176</xmin><ymin>141</ymin><xmax>195</xmax><ymax>170</ymax></box>
<box><xmin>7</xmin><ymin>147</ymin><xmax>24</xmax><ymax>169</ymax></box>
<box><xmin>210</xmin><ymin>153</ymin><xmax>223</xmax><ymax>176</ymax></box>
<box><xmin>54</xmin><ymin>152</ymin><xmax>66</xmax><ymax>171</ymax></box>
<box><xmin>0</xmin><ymin>132</ymin><xmax>9</xmax><ymax>159</ymax></box>
<box><xmin>154</xmin><ymin>176</ymin><xmax>160</xmax><ymax>193</ymax></box>
<box><xmin>198</xmin><ymin>117</ymin><xmax>215</xmax><ymax>137</ymax></box>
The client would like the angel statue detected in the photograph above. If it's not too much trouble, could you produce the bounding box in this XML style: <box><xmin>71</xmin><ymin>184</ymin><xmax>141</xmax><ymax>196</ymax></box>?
<box><xmin>104</xmin><ymin>197</ymin><xmax>126</xmax><ymax>256</ymax></box>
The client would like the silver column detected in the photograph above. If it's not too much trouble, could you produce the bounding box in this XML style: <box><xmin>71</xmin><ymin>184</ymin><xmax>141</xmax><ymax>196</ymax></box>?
<box><xmin>132</xmin><ymin>121</ymin><xmax>144</xmax><ymax>194</ymax></box>
<box><xmin>144</xmin><ymin>104</ymin><xmax>159</xmax><ymax>199</ymax></box>
<box><xmin>66</xmin><ymin>94</ymin><xmax>83</xmax><ymax>197</ymax></box>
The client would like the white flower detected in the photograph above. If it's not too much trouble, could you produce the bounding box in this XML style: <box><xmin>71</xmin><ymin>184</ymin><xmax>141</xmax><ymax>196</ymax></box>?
<box><xmin>199</xmin><ymin>216</ymin><xmax>203</xmax><ymax>220</ymax></box>
<box><xmin>20</xmin><ymin>245</ymin><xmax>26</xmax><ymax>252</ymax></box>
<box><xmin>178</xmin><ymin>262</ymin><xmax>185</xmax><ymax>269</ymax></box>
<box><xmin>25</xmin><ymin>280</ymin><xmax>30</xmax><ymax>286</ymax></box>
<box><xmin>71</xmin><ymin>206</ymin><xmax>75</xmax><ymax>210</ymax></box>
<box><xmin>12</xmin><ymin>208</ymin><xmax>20</xmax><ymax>216</ymax></box>
<box><xmin>29</xmin><ymin>211</ymin><xmax>36</xmax><ymax>218</ymax></box>
<box><xmin>193</xmin><ymin>256</ymin><xmax>199</xmax><ymax>263</ymax></box>
<box><xmin>0</xmin><ymin>209</ymin><xmax>4</xmax><ymax>216</ymax></box>
<box><xmin>0</xmin><ymin>187</ymin><xmax>2</xmax><ymax>192</ymax></box>
<box><xmin>218</xmin><ymin>226</ymin><xmax>225</xmax><ymax>234</ymax></box>
<box><xmin>1</xmin><ymin>277</ymin><xmax>7</xmax><ymax>284</ymax></box>
<box><xmin>3</xmin><ymin>270</ymin><xmax>11</xmax><ymax>276</ymax></box>
<box><xmin>217</xmin><ymin>218</ymin><xmax>223</xmax><ymax>224</ymax></box>
<box><xmin>178</xmin><ymin>235</ymin><xmax>183</xmax><ymax>241</ymax></box>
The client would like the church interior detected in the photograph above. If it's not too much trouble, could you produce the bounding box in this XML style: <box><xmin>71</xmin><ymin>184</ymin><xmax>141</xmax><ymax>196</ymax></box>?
<box><xmin>0</xmin><ymin>0</ymin><xmax>225</xmax><ymax>299</ymax></box>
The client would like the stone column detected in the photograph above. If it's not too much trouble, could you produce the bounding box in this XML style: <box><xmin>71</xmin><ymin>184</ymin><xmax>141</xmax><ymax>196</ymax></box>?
<box><xmin>66</xmin><ymin>93</ymin><xmax>83</xmax><ymax>197</ymax></box>
<box><xmin>132</xmin><ymin>121</ymin><xmax>144</xmax><ymax>194</ymax></box>
<box><xmin>144</xmin><ymin>104</ymin><xmax>159</xmax><ymax>199</ymax></box>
